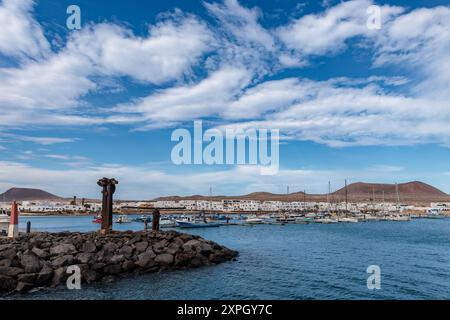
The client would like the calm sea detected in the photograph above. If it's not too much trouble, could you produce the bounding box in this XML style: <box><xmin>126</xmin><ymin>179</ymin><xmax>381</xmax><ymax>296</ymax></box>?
<box><xmin>11</xmin><ymin>216</ymin><xmax>450</xmax><ymax>299</ymax></box>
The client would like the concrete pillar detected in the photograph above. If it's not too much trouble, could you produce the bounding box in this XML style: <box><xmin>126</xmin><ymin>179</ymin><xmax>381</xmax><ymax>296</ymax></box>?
<box><xmin>8</xmin><ymin>201</ymin><xmax>19</xmax><ymax>238</ymax></box>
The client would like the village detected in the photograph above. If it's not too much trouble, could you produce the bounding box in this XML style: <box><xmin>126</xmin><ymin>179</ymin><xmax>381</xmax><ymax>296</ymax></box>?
<box><xmin>1</xmin><ymin>197</ymin><xmax>449</xmax><ymax>216</ymax></box>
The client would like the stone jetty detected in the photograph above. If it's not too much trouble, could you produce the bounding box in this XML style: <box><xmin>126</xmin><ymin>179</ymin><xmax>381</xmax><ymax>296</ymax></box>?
<box><xmin>0</xmin><ymin>230</ymin><xmax>238</xmax><ymax>293</ymax></box>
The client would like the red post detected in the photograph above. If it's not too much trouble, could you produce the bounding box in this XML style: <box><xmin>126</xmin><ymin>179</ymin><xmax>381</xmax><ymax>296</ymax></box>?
<box><xmin>8</xmin><ymin>201</ymin><xmax>19</xmax><ymax>238</ymax></box>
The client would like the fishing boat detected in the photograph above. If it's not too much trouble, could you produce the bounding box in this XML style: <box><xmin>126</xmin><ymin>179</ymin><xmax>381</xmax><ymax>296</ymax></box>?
<box><xmin>425</xmin><ymin>208</ymin><xmax>445</xmax><ymax>219</ymax></box>
<box><xmin>294</xmin><ymin>216</ymin><xmax>313</xmax><ymax>224</ymax></box>
<box><xmin>364</xmin><ymin>215</ymin><xmax>380</xmax><ymax>222</ymax></box>
<box><xmin>392</xmin><ymin>215</ymin><xmax>411</xmax><ymax>221</ymax></box>
<box><xmin>176</xmin><ymin>216</ymin><xmax>220</xmax><ymax>228</ymax></box>
<box><xmin>114</xmin><ymin>215</ymin><xmax>131</xmax><ymax>224</ymax></box>
<box><xmin>160</xmin><ymin>218</ymin><xmax>177</xmax><ymax>228</ymax></box>
<box><xmin>337</xmin><ymin>217</ymin><xmax>358</xmax><ymax>223</ymax></box>
<box><xmin>92</xmin><ymin>214</ymin><xmax>102</xmax><ymax>224</ymax></box>
<box><xmin>245</xmin><ymin>216</ymin><xmax>264</xmax><ymax>224</ymax></box>
<box><xmin>275</xmin><ymin>214</ymin><xmax>296</xmax><ymax>223</ymax></box>
<box><xmin>132</xmin><ymin>215</ymin><xmax>151</xmax><ymax>223</ymax></box>
<box><xmin>315</xmin><ymin>217</ymin><xmax>338</xmax><ymax>224</ymax></box>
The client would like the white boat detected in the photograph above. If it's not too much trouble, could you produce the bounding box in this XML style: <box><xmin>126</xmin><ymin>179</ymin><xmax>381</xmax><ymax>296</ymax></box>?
<box><xmin>384</xmin><ymin>215</ymin><xmax>410</xmax><ymax>221</ymax></box>
<box><xmin>338</xmin><ymin>217</ymin><xmax>358</xmax><ymax>223</ymax></box>
<box><xmin>160</xmin><ymin>218</ymin><xmax>177</xmax><ymax>228</ymax></box>
<box><xmin>364</xmin><ymin>215</ymin><xmax>380</xmax><ymax>222</ymax></box>
<box><xmin>114</xmin><ymin>215</ymin><xmax>131</xmax><ymax>224</ymax></box>
<box><xmin>392</xmin><ymin>215</ymin><xmax>411</xmax><ymax>221</ymax></box>
<box><xmin>315</xmin><ymin>217</ymin><xmax>338</xmax><ymax>224</ymax></box>
<box><xmin>245</xmin><ymin>217</ymin><xmax>264</xmax><ymax>224</ymax></box>
<box><xmin>295</xmin><ymin>217</ymin><xmax>314</xmax><ymax>224</ymax></box>
<box><xmin>276</xmin><ymin>215</ymin><xmax>296</xmax><ymax>223</ymax></box>
<box><xmin>425</xmin><ymin>209</ymin><xmax>445</xmax><ymax>219</ymax></box>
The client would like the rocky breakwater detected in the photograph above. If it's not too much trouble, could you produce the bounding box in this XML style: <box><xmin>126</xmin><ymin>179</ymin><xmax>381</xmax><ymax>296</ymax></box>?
<box><xmin>0</xmin><ymin>230</ymin><xmax>238</xmax><ymax>293</ymax></box>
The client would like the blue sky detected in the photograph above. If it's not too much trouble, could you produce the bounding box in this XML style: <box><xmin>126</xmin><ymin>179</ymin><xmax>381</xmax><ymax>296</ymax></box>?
<box><xmin>1</xmin><ymin>0</ymin><xmax>450</xmax><ymax>199</ymax></box>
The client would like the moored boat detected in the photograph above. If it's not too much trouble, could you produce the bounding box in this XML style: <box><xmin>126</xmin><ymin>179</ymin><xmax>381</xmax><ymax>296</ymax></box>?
<box><xmin>245</xmin><ymin>217</ymin><xmax>264</xmax><ymax>224</ymax></box>
<box><xmin>0</xmin><ymin>213</ymin><xmax>9</xmax><ymax>235</ymax></box>
<box><xmin>160</xmin><ymin>218</ymin><xmax>177</xmax><ymax>228</ymax></box>
<box><xmin>176</xmin><ymin>219</ymin><xmax>220</xmax><ymax>228</ymax></box>
<box><xmin>114</xmin><ymin>215</ymin><xmax>131</xmax><ymax>224</ymax></box>
<box><xmin>132</xmin><ymin>215</ymin><xmax>151</xmax><ymax>223</ymax></box>
<box><xmin>338</xmin><ymin>217</ymin><xmax>358</xmax><ymax>223</ymax></box>
<box><xmin>315</xmin><ymin>217</ymin><xmax>338</xmax><ymax>224</ymax></box>
<box><xmin>276</xmin><ymin>214</ymin><xmax>296</xmax><ymax>223</ymax></box>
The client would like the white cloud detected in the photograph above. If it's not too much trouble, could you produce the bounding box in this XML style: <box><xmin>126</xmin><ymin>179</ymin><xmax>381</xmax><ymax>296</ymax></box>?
<box><xmin>0</xmin><ymin>133</ymin><xmax>76</xmax><ymax>145</ymax></box>
<box><xmin>223</xmin><ymin>78</ymin><xmax>308</xmax><ymax>119</ymax></box>
<box><xmin>374</xmin><ymin>6</ymin><xmax>450</xmax><ymax>99</ymax></box>
<box><xmin>0</xmin><ymin>161</ymin><xmax>429</xmax><ymax>199</ymax></box>
<box><xmin>115</xmin><ymin>66</ymin><xmax>252</xmax><ymax>127</ymax></box>
<box><xmin>0</xmin><ymin>8</ymin><xmax>212</xmax><ymax>128</ymax></box>
<box><xmin>205</xmin><ymin>0</ymin><xmax>275</xmax><ymax>51</ymax></box>
<box><xmin>0</xmin><ymin>0</ymin><xmax>449</xmax><ymax>150</ymax></box>
<box><xmin>0</xmin><ymin>0</ymin><xmax>50</xmax><ymax>61</ymax></box>
<box><xmin>0</xmin><ymin>51</ymin><xmax>96</xmax><ymax>111</ymax></box>
<box><xmin>67</xmin><ymin>14</ymin><xmax>212</xmax><ymax>84</ymax></box>
<box><xmin>277</xmin><ymin>0</ymin><xmax>403</xmax><ymax>61</ymax></box>
<box><xmin>215</xmin><ymin>77</ymin><xmax>450</xmax><ymax>147</ymax></box>
<box><xmin>367</xmin><ymin>165</ymin><xmax>404</xmax><ymax>173</ymax></box>
<box><xmin>204</xmin><ymin>0</ymin><xmax>287</xmax><ymax>75</ymax></box>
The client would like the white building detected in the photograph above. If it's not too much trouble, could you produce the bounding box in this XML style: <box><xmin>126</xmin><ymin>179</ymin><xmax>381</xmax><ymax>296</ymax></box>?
<box><xmin>223</xmin><ymin>199</ymin><xmax>241</xmax><ymax>212</ymax></box>
<box><xmin>238</xmin><ymin>200</ymin><xmax>259</xmax><ymax>211</ymax></box>
<box><xmin>179</xmin><ymin>200</ymin><xmax>197</xmax><ymax>210</ymax></box>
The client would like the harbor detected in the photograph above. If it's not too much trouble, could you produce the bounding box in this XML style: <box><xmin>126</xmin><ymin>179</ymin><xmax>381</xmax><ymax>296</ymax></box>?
<box><xmin>4</xmin><ymin>216</ymin><xmax>450</xmax><ymax>300</ymax></box>
<box><xmin>83</xmin><ymin>209</ymin><xmax>446</xmax><ymax>230</ymax></box>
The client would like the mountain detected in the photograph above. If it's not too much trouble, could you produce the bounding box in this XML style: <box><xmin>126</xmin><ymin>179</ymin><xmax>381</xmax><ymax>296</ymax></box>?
<box><xmin>0</xmin><ymin>188</ymin><xmax>62</xmax><ymax>202</ymax></box>
<box><xmin>332</xmin><ymin>181</ymin><xmax>448</xmax><ymax>202</ymax></box>
<box><xmin>154</xmin><ymin>181</ymin><xmax>449</xmax><ymax>204</ymax></box>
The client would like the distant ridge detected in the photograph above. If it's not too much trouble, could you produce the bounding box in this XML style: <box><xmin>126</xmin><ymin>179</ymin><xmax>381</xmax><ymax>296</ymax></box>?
<box><xmin>0</xmin><ymin>188</ymin><xmax>62</xmax><ymax>202</ymax></box>
<box><xmin>154</xmin><ymin>191</ymin><xmax>307</xmax><ymax>202</ymax></box>
<box><xmin>154</xmin><ymin>181</ymin><xmax>449</xmax><ymax>204</ymax></box>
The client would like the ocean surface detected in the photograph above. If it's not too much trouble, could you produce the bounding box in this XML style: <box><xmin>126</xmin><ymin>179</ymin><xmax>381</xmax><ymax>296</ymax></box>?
<box><xmin>10</xmin><ymin>216</ymin><xmax>450</xmax><ymax>299</ymax></box>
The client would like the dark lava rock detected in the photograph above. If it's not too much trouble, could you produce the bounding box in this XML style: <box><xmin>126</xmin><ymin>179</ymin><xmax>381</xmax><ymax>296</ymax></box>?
<box><xmin>49</xmin><ymin>243</ymin><xmax>76</xmax><ymax>256</ymax></box>
<box><xmin>1</xmin><ymin>230</ymin><xmax>238</xmax><ymax>294</ymax></box>
<box><xmin>0</xmin><ymin>275</ymin><xmax>17</xmax><ymax>291</ymax></box>
<box><xmin>155</xmin><ymin>253</ymin><xmax>174</xmax><ymax>265</ymax></box>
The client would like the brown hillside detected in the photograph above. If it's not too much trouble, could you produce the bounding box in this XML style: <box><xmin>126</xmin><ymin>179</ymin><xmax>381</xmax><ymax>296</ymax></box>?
<box><xmin>0</xmin><ymin>188</ymin><xmax>62</xmax><ymax>202</ymax></box>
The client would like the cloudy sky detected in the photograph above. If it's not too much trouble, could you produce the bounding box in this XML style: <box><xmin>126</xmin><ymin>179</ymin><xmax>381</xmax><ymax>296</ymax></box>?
<box><xmin>1</xmin><ymin>0</ymin><xmax>450</xmax><ymax>199</ymax></box>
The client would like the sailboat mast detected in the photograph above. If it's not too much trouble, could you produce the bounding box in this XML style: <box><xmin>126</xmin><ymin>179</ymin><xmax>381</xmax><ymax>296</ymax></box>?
<box><xmin>395</xmin><ymin>183</ymin><xmax>400</xmax><ymax>211</ymax></box>
<box><xmin>327</xmin><ymin>181</ymin><xmax>331</xmax><ymax>215</ymax></box>
<box><xmin>345</xmin><ymin>179</ymin><xmax>348</xmax><ymax>213</ymax></box>
<box><xmin>372</xmin><ymin>186</ymin><xmax>375</xmax><ymax>214</ymax></box>
<box><xmin>303</xmin><ymin>189</ymin><xmax>306</xmax><ymax>212</ymax></box>
<box><xmin>209</xmin><ymin>186</ymin><xmax>212</xmax><ymax>215</ymax></box>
